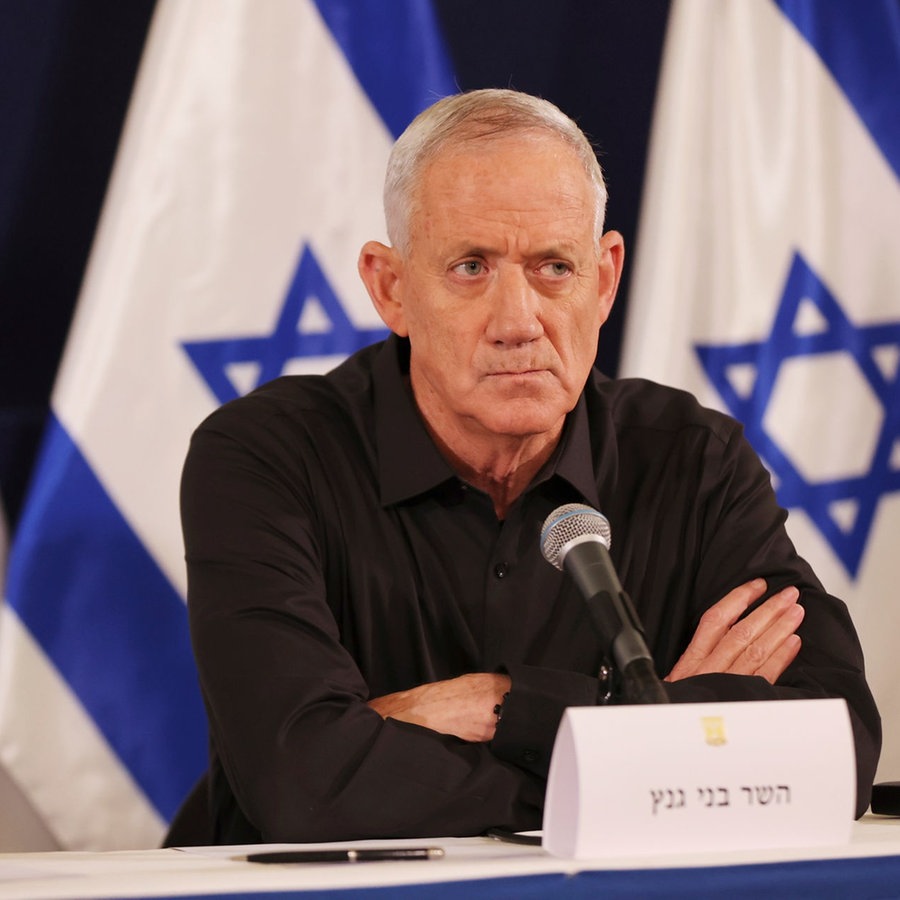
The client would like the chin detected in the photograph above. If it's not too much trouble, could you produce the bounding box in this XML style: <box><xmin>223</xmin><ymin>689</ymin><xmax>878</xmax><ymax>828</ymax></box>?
<box><xmin>476</xmin><ymin>399</ymin><xmax>569</xmax><ymax>439</ymax></box>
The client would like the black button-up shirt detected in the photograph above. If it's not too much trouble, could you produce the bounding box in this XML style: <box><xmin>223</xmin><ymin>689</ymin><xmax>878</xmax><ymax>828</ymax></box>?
<box><xmin>182</xmin><ymin>335</ymin><xmax>880</xmax><ymax>842</ymax></box>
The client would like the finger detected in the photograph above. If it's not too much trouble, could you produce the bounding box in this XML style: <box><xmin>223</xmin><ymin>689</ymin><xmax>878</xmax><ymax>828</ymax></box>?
<box><xmin>755</xmin><ymin>633</ymin><xmax>803</xmax><ymax>685</ymax></box>
<box><xmin>681</xmin><ymin>578</ymin><xmax>769</xmax><ymax>658</ymax></box>
<box><xmin>728</xmin><ymin>600</ymin><xmax>805</xmax><ymax>678</ymax></box>
<box><xmin>697</xmin><ymin>586</ymin><xmax>801</xmax><ymax>674</ymax></box>
<box><xmin>665</xmin><ymin>579</ymin><xmax>769</xmax><ymax>680</ymax></box>
<box><xmin>666</xmin><ymin>584</ymin><xmax>804</xmax><ymax>682</ymax></box>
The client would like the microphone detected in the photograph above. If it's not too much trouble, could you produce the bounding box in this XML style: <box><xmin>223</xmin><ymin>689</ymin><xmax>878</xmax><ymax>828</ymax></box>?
<box><xmin>540</xmin><ymin>503</ymin><xmax>668</xmax><ymax>705</ymax></box>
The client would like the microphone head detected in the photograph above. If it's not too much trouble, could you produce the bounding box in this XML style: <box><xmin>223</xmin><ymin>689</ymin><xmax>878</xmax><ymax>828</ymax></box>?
<box><xmin>540</xmin><ymin>503</ymin><xmax>612</xmax><ymax>570</ymax></box>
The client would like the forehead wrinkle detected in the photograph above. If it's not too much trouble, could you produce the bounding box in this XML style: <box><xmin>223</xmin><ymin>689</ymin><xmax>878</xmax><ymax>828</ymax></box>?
<box><xmin>428</xmin><ymin>199</ymin><xmax>591</xmax><ymax>256</ymax></box>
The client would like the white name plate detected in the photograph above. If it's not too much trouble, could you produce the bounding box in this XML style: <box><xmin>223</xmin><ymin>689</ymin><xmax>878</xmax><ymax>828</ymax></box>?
<box><xmin>542</xmin><ymin>699</ymin><xmax>855</xmax><ymax>859</ymax></box>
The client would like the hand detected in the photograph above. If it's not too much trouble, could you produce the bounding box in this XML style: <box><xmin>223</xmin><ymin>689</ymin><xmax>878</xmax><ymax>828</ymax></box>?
<box><xmin>665</xmin><ymin>579</ymin><xmax>804</xmax><ymax>685</ymax></box>
<box><xmin>367</xmin><ymin>673</ymin><xmax>511</xmax><ymax>743</ymax></box>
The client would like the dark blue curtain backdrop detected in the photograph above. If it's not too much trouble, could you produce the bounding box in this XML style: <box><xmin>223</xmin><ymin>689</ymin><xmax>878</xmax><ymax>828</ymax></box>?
<box><xmin>0</xmin><ymin>0</ymin><xmax>670</xmax><ymax>527</ymax></box>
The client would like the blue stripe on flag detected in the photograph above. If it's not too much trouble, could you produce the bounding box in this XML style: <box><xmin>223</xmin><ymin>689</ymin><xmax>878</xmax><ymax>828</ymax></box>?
<box><xmin>775</xmin><ymin>0</ymin><xmax>900</xmax><ymax>178</ymax></box>
<box><xmin>312</xmin><ymin>0</ymin><xmax>457</xmax><ymax>139</ymax></box>
<box><xmin>6</xmin><ymin>416</ymin><xmax>206</xmax><ymax>820</ymax></box>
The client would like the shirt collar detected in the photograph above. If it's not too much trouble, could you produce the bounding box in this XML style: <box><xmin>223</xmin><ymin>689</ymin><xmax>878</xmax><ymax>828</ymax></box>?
<box><xmin>547</xmin><ymin>393</ymin><xmax>602</xmax><ymax>509</ymax></box>
<box><xmin>373</xmin><ymin>334</ymin><xmax>601</xmax><ymax>509</ymax></box>
<box><xmin>374</xmin><ymin>336</ymin><xmax>457</xmax><ymax>506</ymax></box>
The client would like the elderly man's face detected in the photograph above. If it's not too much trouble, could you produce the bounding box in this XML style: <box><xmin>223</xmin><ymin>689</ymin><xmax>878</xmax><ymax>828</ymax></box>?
<box><xmin>376</xmin><ymin>133</ymin><xmax>622</xmax><ymax>446</ymax></box>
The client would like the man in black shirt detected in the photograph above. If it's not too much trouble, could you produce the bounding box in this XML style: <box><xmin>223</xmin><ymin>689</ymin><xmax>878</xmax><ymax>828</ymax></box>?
<box><xmin>181</xmin><ymin>89</ymin><xmax>880</xmax><ymax>843</ymax></box>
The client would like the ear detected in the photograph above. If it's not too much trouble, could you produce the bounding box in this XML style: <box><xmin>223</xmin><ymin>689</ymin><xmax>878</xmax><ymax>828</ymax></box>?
<box><xmin>358</xmin><ymin>241</ymin><xmax>408</xmax><ymax>337</ymax></box>
<box><xmin>596</xmin><ymin>230</ymin><xmax>625</xmax><ymax>323</ymax></box>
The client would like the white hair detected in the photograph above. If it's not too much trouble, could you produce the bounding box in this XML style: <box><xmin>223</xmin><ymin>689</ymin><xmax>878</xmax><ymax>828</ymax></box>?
<box><xmin>384</xmin><ymin>89</ymin><xmax>609</xmax><ymax>256</ymax></box>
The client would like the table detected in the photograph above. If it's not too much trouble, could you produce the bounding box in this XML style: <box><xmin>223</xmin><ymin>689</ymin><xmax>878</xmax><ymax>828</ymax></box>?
<box><xmin>2</xmin><ymin>816</ymin><xmax>899</xmax><ymax>900</ymax></box>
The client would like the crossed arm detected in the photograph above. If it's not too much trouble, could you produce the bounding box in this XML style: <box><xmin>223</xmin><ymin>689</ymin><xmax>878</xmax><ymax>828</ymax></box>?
<box><xmin>368</xmin><ymin>579</ymin><xmax>804</xmax><ymax>742</ymax></box>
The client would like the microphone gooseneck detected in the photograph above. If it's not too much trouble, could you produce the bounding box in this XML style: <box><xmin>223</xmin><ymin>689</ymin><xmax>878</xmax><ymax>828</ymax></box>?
<box><xmin>541</xmin><ymin>503</ymin><xmax>669</xmax><ymax>705</ymax></box>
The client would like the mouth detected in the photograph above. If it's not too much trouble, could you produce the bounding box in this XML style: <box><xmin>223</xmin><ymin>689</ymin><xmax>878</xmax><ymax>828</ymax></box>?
<box><xmin>483</xmin><ymin>368</ymin><xmax>550</xmax><ymax>383</ymax></box>
<box><xmin>483</xmin><ymin>359</ymin><xmax>548</xmax><ymax>374</ymax></box>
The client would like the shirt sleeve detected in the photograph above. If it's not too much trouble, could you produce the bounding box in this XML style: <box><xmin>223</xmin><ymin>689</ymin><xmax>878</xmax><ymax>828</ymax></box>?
<box><xmin>489</xmin><ymin>663</ymin><xmax>603</xmax><ymax>777</ymax></box>
<box><xmin>182</xmin><ymin>411</ymin><xmax>544</xmax><ymax>843</ymax></box>
<box><xmin>492</xmin><ymin>415</ymin><xmax>881</xmax><ymax>819</ymax></box>
<box><xmin>666</xmin><ymin>420</ymin><xmax>881</xmax><ymax>819</ymax></box>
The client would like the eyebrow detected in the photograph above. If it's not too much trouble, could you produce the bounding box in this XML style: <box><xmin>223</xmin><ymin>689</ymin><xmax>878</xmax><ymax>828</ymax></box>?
<box><xmin>449</xmin><ymin>241</ymin><xmax>582</xmax><ymax>260</ymax></box>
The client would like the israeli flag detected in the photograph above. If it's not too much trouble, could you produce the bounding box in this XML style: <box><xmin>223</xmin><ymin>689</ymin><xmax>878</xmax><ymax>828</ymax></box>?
<box><xmin>0</xmin><ymin>0</ymin><xmax>455</xmax><ymax>850</ymax></box>
<box><xmin>621</xmin><ymin>0</ymin><xmax>900</xmax><ymax>780</ymax></box>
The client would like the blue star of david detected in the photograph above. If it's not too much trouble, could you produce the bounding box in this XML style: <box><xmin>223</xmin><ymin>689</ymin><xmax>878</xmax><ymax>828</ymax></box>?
<box><xmin>695</xmin><ymin>252</ymin><xmax>900</xmax><ymax>578</ymax></box>
<box><xmin>182</xmin><ymin>243</ymin><xmax>388</xmax><ymax>405</ymax></box>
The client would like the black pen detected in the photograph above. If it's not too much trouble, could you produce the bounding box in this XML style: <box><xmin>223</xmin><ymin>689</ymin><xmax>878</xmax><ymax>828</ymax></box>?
<box><xmin>241</xmin><ymin>847</ymin><xmax>445</xmax><ymax>864</ymax></box>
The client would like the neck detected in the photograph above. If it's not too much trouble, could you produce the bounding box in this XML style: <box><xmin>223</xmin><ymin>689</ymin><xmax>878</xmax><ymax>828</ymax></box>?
<box><xmin>425</xmin><ymin>421</ymin><xmax>563</xmax><ymax>520</ymax></box>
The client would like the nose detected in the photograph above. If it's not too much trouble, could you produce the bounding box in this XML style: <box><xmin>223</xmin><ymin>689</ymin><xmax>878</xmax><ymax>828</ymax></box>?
<box><xmin>484</xmin><ymin>266</ymin><xmax>544</xmax><ymax>347</ymax></box>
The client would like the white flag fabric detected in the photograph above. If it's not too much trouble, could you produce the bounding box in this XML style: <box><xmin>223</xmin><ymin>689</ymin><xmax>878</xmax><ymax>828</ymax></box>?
<box><xmin>622</xmin><ymin>0</ymin><xmax>900</xmax><ymax>781</ymax></box>
<box><xmin>0</xmin><ymin>0</ymin><xmax>454</xmax><ymax>850</ymax></box>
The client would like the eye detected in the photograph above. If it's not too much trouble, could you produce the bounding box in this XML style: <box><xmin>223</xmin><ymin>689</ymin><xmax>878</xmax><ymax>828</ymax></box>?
<box><xmin>539</xmin><ymin>261</ymin><xmax>572</xmax><ymax>278</ymax></box>
<box><xmin>452</xmin><ymin>259</ymin><xmax>485</xmax><ymax>277</ymax></box>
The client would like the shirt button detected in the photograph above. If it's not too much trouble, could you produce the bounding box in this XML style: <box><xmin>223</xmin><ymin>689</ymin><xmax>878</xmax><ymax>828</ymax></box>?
<box><xmin>523</xmin><ymin>749</ymin><xmax>539</xmax><ymax>763</ymax></box>
<box><xmin>493</xmin><ymin>562</ymin><xmax>509</xmax><ymax>579</ymax></box>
